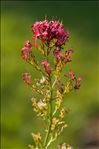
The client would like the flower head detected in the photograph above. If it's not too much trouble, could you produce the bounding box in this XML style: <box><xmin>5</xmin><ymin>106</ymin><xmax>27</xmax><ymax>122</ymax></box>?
<box><xmin>23</xmin><ymin>72</ymin><xmax>32</xmax><ymax>85</ymax></box>
<box><xmin>24</xmin><ymin>40</ymin><xmax>32</xmax><ymax>48</ymax></box>
<box><xmin>69</xmin><ymin>70</ymin><xmax>75</xmax><ymax>80</ymax></box>
<box><xmin>41</xmin><ymin>60</ymin><xmax>52</xmax><ymax>74</ymax></box>
<box><xmin>21</xmin><ymin>40</ymin><xmax>32</xmax><ymax>60</ymax></box>
<box><xmin>32</xmin><ymin>20</ymin><xmax>49</xmax><ymax>40</ymax></box>
<box><xmin>21</xmin><ymin>47</ymin><xmax>30</xmax><ymax>60</ymax></box>
<box><xmin>32</xmin><ymin>20</ymin><xmax>69</xmax><ymax>46</ymax></box>
<box><xmin>49</xmin><ymin>21</ymin><xmax>69</xmax><ymax>46</ymax></box>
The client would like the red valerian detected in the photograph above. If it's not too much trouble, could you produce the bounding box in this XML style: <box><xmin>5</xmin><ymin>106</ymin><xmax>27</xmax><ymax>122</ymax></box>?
<box><xmin>41</xmin><ymin>60</ymin><xmax>52</xmax><ymax>74</ymax></box>
<box><xmin>21</xmin><ymin>40</ymin><xmax>32</xmax><ymax>60</ymax></box>
<box><xmin>23</xmin><ymin>72</ymin><xmax>32</xmax><ymax>85</ymax></box>
<box><xmin>32</xmin><ymin>20</ymin><xmax>69</xmax><ymax>46</ymax></box>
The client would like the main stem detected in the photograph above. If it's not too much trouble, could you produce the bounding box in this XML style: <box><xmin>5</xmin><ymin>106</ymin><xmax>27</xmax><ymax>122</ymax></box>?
<box><xmin>44</xmin><ymin>76</ymin><xmax>53</xmax><ymax>149</ymax></box>
<box><xmin>43</xmin><ymin>45</ymin><xmax>53</xmax><ymax>149</ymax></box>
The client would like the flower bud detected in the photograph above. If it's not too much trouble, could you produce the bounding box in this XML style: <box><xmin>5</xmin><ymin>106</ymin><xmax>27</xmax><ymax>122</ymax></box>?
<box><xmin>74</xmin><ymin>77</ymin><xmax>82</xmax><ymax>89</ymax></box>
<box><xmin>41</xmin><ymin>60</ymin><xmax>52</xmax><ymax>74</ymax></box>
<box><xmin>23</xmin><ymin>72</ymin><xmax>32</xmax><ymax>85</ymax></box>
<box><xmin>21</xmin><ymin>40</ymin><xmax>32</xmax><ymax>60</ymax></box>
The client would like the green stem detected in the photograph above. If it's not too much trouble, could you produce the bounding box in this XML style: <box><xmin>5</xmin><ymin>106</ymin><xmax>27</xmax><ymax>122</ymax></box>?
<box><xmin>44</xmin><ymin>77</ymin><xmax>53</xmax><ymax>149</ymax></box>
<box><xmin>43</xmin><ymin>45</ymin><xmax>53</xmax><ymax>149</ymax></box>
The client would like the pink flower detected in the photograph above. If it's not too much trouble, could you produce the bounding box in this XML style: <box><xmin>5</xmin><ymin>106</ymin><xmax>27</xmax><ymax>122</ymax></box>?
<box><xmin>53</xmin><ymin>47</ymin><xmax>61</xmax><ymax>62</ymax></box>
<box><xmin>23</xmin><ymin>72</ymin><xmax>32</xmax><ymax>85</ymax></box>
<box><xmin>64</xmin><ymin>48</ymin><xmax>74</xmax><ymax>63</ymax></box>
<box><xmin>24</xmin><ymin>40</ymin><xmax>32</xmax><ymax>48</ymax></box>
<box><xmin>21</xmin><ymin>47</ymin><xmax>29</xmax><ymax>60</ymax></box>
<box><xmin>69</xmin><ymin>70</ymin><xmax>75</xmax><ymax>80</ymax></box>
<box><xmin>21</xmin><ymin>40</ymin><xmax>32</xmax><ymax>60</ymax></box>
<box><xmin>41</xmin><ymin>60</ymin><xmax>52</xmax><ymax>74</ymax></box>
<box><xmin>53</xmin><ymin>48</ymin><xmax>74</xmax><ymax>64</ymax></box>
<box><xmin>32</xmin><ymin>20</ymin><xmax>69</xmax><ymax>46</ymax></box>
<box><xmin>74</xmin><ymin>77</ymin><xmax>82</xmax><ymax>89</ymax></box>
<box><xmin>50</xmin><ymin>21</ymin><xmax>69</xmax><ymax>46</ymax></box>
<box><xmin>32</xmin><ymin>20</ymin><xmax>49</xmax><ymax>41</ymax></box>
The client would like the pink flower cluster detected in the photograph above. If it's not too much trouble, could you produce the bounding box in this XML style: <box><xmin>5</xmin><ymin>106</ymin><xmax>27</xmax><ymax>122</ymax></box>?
<box><xmin>32</xmin><ymin>20</ymin><xmax>69</xmax><ymax>46</ymax></box>
<box><xmin>41</xmin><ymin>60</ymin><xmax>52</xmax><ymax>75</ymax></box>
<box><xmin>53</xmin><ymin>48</ymin><xmax>73</xmax><ymax>63</ymax></box>
<box><xmin>69</xmin><ymin>70</ymin><xmax>75</xmax><ymax>80</ymax></box>
<box><xmin>21</xmin><ymin>40</ymin><xmax>32</xmax><ymax>60</ymax></box>
<box><xmin>23</xmin><ymin>72</ymin><xmax>32</xmax><ymax>85</ymax></box>
<box><xmin>21</xmin><ymin>19</ymin><xmax>81</xmax><ymax>90</ymax></box>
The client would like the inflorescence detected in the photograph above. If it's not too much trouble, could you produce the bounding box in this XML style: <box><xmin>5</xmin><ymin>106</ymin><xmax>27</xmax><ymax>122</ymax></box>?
<box><xmin>21</xmin><ymin>19</ymin><xmax>81</xmax><ymax>149</ymax></box>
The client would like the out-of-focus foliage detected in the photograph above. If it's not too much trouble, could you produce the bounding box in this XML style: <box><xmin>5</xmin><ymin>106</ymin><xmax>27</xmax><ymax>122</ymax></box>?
<box><xmin>1</xmin><ymin>1</ymin><xmax>99</xmax><ymax>149</ymax></box>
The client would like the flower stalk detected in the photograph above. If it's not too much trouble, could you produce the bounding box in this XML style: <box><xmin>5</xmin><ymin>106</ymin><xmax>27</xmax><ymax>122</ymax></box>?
<box><xmin>44</xmin><ymin>77</ymin><xmax>53</xmax><ymax>149</ymax></box>
<box><xmin>20</xmin><ymin>19</ymin><xmax>82</xmax><ymax>149</ymax></box>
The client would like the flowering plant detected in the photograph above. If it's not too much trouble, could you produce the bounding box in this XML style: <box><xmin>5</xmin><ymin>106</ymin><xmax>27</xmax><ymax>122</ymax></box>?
<box><xmin>21</xmin><ymin>19</ymin><xmax>81</xmax><ymax>149</ymax></box>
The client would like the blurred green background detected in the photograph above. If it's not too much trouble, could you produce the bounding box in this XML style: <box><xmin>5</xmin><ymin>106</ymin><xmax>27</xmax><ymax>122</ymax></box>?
<box><xmin>1</xmin><ymin>1</ymin><xmax>99</xmax><ymax>149</ymax></box>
